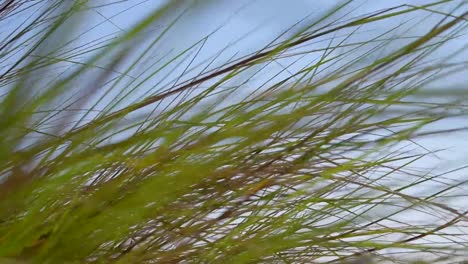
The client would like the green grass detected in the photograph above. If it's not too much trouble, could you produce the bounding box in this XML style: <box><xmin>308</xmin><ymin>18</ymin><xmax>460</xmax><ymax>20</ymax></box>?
<box><xmin>1</xmin><ymin>0</ymin><xmax>468</xmax><ymax>263</ymax></box>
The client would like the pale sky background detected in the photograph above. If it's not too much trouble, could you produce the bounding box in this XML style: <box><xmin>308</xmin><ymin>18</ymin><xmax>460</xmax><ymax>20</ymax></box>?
<box><xmin>2</xmin><ymin>0</ymin><xmax>467</xmax><ymax>250</ymax></box>
<box><xmin>81</xmin><ymin>0</ymin><xmax>468</xmax><ymax>187</ymax></box>
<box><xmin>3</xmin><ymin>0</ymin><xmax>465</xmax><ymax>193</ymax></box>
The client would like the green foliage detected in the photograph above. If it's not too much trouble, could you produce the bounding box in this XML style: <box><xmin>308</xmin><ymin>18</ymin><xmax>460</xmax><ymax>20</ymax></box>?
<box><xmin>0</xmin><ymin>0</ymin><xmax>468</xmax><ymax>263</ymax></box>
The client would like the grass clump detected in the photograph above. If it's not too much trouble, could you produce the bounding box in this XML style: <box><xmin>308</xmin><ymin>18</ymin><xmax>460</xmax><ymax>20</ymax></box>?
<box><xmin>1</xmin><ymin>0</ymin><xmax>468</xmax><ymax>263</ymax></box>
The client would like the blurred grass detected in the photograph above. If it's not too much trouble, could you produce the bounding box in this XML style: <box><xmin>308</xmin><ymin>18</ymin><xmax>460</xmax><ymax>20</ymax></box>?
<box><xmin>1</xmin><ymin>0</ymin><xmax>468</xmax><ymax>263</ymax></box>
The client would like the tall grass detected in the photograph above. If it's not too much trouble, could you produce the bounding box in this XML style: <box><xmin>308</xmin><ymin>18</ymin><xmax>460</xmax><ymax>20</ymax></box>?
<box><xmin>1</xmin><ymin>0</ymin><xmax>468</xmax><ymax>263</ymax></box>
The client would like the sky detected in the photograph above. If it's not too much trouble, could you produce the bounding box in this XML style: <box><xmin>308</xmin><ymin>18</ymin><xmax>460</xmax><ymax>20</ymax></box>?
<box><xmin>2</xmin><ymin>0</ymin><xmax>467</xmax><ymax>237</ymax></box>
<box><xmin>81</xmin><ymin>0</ymin><xmax>468</xmax><ymax>176</ymax></box>
<box><xmin>54</xmin><ymin>4</ymin><xmax>468</xmax><ymax>250</ymax></box>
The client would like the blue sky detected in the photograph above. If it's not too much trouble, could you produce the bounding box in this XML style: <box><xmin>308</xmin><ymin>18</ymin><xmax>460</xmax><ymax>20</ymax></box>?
<box><xmin>81</xmin><ymin>0</ymin><xmax>468</xmax><ymax>172</ymax></box>
<box><xmin>4</xmin><ymin>0</ymin><xmax>466</xmax><ymax>220</ymax></box>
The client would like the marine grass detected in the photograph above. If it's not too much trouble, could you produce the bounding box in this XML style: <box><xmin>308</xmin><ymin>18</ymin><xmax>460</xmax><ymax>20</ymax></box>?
<box><xmin>1</xmin><ymin>0</ymin><xmax>468</xmax><ymax>263</ymax></box>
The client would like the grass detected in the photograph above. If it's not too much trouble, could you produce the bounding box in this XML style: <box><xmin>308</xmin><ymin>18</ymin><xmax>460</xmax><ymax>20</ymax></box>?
<box><xmin>1</xmin><ymin>0</ymin><xmax>468</xmax><ymax>263</ymax></box>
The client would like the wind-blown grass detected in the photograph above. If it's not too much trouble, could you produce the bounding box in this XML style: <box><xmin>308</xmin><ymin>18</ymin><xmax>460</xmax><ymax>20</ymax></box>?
<box><xmin>1</xmin><ymin>0</ymin><xmax>468</xmax><ymax>263</ymax></box>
